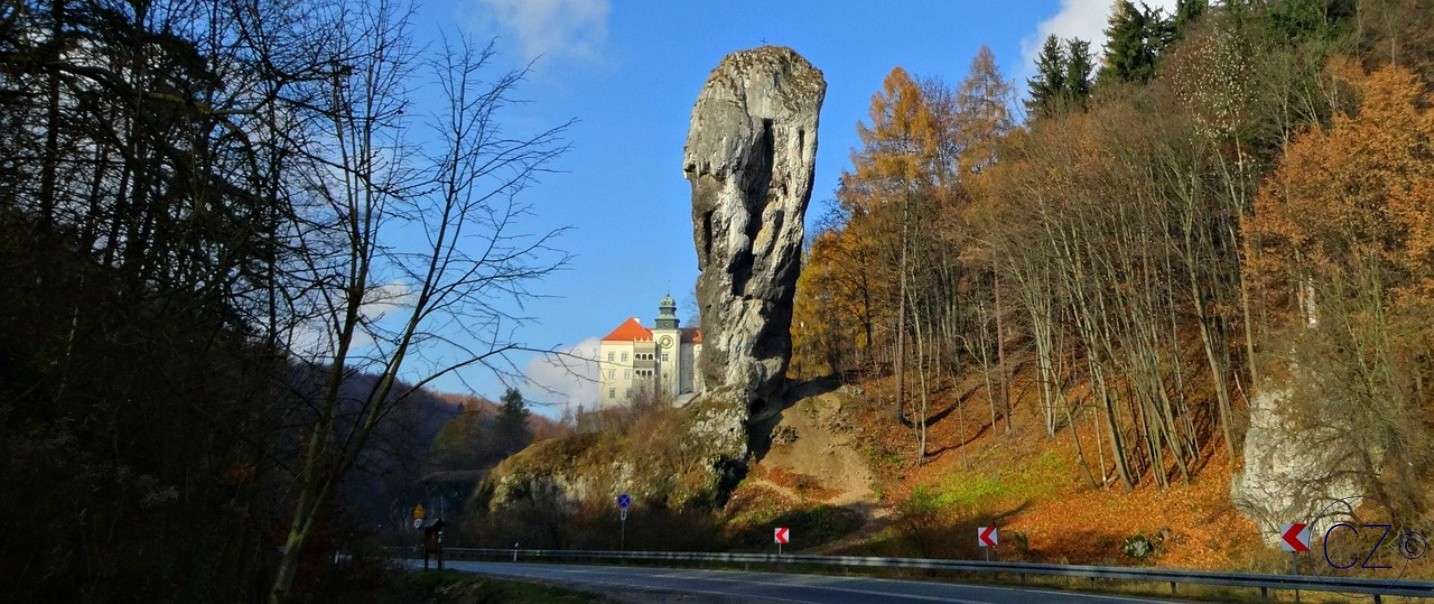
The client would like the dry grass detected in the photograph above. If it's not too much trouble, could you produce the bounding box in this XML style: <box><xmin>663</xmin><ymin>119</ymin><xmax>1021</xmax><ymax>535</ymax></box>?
<box><xmin>840</xmin><ymin>360</ymin><xmax>1271</xmax><ymax>570</ymax></box>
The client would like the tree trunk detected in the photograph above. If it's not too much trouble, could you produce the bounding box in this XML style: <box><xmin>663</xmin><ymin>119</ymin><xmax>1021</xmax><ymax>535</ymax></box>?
<box><xmin>994</xmin><ymin>266</ymin><xmax>1010</xmax><ymax>434</ymax></box>
<box><xmin>894</xmin><ymin>195</ymin><xmax>910</xmax><ymax>422</ymax></box>
<box><xmin>38</xmin><ymin>0</ymin><xmax>65</xmax><ymax>231</ymax></box>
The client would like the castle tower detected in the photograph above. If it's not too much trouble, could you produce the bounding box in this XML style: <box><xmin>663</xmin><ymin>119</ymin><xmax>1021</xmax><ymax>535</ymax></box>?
<box><xmin>651</xmin><ymin>293</ymin><xmax>682</xmax><ymax>398</ymax></box>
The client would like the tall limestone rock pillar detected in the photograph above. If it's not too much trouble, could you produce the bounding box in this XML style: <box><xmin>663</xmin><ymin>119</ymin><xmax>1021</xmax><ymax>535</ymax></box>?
<box><xmin>684</xmin><ymin>46</ymin><xmax>825</xmax><ymax>421</ymax></box>
<box><xmin>475</xmin><ymin>48</ymin><xmax>825</xmax><ymax>518</ymax></box>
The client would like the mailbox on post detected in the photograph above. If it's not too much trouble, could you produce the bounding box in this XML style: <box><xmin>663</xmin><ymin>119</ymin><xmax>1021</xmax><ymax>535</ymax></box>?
<box><xmin>419</xmin><ymin>518</ymin><xmax>447</xmax><ymax>571</ymax></box>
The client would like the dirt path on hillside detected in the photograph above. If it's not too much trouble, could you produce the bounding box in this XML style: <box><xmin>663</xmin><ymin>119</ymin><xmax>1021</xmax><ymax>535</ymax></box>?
<box><xmin>756</xmin><ymin>388</ymin><xmax>877</xmax><ymax>507</ymax></box>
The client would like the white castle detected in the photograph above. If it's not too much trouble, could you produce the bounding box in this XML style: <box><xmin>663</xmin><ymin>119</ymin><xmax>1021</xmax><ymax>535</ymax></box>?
<box><xmin>597</xmin><ymin>293</ymin><xmax>704</xmax><ymax>407</ymax></box>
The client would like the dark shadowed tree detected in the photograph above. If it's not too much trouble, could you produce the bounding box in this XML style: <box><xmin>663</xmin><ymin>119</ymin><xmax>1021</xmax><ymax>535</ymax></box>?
<box><xmin>495</xmin><ymin>387</ymin><xmax>532</xmax><ymax>455</ymax></box>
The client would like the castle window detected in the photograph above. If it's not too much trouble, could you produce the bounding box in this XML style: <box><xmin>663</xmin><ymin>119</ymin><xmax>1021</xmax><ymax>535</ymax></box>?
<box><xmin>622</xmin><ymin>352</ymin><xmax>628</xmax><ymax>362</ymax></box>
<box><xmin>624</xmin><ymin>369</ymin><xmax>630</xmax><ymax>378</ymax></box>
<box><xmin>661</xmin><ymin>353</ymin><xmax>669</xmax><ymax>362</ymax></box>
<box><xmin>607</xmin><ymin>351</ymin><xmax>614</xmax><ymax>362</ymax></box>
<box><xmin>608</xmin><ymin>388</ymin><xmax>615</xmax><ymax>399</ymax></box>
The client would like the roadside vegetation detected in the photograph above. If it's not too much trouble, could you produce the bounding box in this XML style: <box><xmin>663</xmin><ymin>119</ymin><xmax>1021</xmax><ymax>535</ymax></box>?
<box><xmin>377</xmin><ymin>571</ymin><xmax>610</xmax><ymax>604</ymax></box>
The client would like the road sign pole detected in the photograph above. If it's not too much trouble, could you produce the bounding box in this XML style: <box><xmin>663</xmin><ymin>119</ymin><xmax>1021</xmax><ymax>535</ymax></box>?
<box><xmin>1292</xmin><ymin>550</ymin><xmax>1302</xmax><ymax>603</ymax></box>
<box><xmin>617</xmin><ymin>493</ymin><xmax>631</xmax><ymax>552</ymax></box>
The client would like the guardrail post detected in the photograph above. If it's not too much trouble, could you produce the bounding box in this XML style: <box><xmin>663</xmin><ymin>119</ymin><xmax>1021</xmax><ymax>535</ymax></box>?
<box><xmin>1170</xmin><ymin>581</ymin><xmax>1176</xmax><ymax>595</ymax></box>
<box><xmin>1260</xmin><ymin>586</ymin><xmax>1268</xmax><ymax>600</ymax></box>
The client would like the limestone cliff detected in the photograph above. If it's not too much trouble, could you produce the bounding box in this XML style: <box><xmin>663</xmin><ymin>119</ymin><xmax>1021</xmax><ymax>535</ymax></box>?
<box><xmin>1232</xmin><ymin>362</ymin><xmax>1364</xmax><ymax>547</ymax></box>
<box><xmin>476</xmin><ymin>47</ymin><xmax>825</xmax><ymax>518</ymax></box>
<box><xmin>474</xmin><ymin>388</ymin><xmax>749</xmax><ymax>515</ymax></box>
<box><xmin>685</xmin><ymin>46</ymin><xmax>826</xmax><ymax>421</ymax></box>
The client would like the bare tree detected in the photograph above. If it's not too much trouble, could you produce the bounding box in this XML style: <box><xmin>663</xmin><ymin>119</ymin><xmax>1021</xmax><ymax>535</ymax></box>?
<box><xmin>267</xmin><ymin>4</ymin><xmax>571</xmax><ymax>598</ymax></box>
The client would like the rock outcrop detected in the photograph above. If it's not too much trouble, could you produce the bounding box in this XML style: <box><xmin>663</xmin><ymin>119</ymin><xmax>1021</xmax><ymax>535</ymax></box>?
<box><xmin>476</xmin><ymin>391</ymin><xmax>749</xmax><ymax>516</ymax></box>
<box><xmin>684</xmin><ymin>46</ymin><xmax>825</xmax><ymax>420</ymax></box>
<box><xmin>1232</xmin><ymin>364</ymin><xmax>1363</xmax><ymax>547</ymax></box>
<box><xmin>474</xmin><ymin>47</ymin><xmax>825</xmax><ymax>523</ymax></box>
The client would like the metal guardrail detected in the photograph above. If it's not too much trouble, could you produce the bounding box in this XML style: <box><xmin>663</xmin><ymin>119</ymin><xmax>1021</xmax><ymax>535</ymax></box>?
<box><xmin>396</xmin><ymin>546</ymin><xmax>1434</xmax><ymax>600</ymax></box>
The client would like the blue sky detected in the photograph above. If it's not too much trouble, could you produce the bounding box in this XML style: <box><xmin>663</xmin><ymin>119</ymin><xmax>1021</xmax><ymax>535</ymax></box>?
<box><xmin>396</xmin><ymin>0</ymin><xmax>1167</xmax><ymax>415</ymax></box>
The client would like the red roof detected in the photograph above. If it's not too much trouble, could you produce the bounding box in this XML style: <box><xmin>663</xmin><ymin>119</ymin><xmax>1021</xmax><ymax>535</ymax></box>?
<box><xmin>602</xmin><ymin>317</ymin><xmax>652</xmax><ymax>342</ymax></box>
<box><xmin>682</xmin><ymin>327</ymin><xmax>703</xmax><ymax>344</ymax></box>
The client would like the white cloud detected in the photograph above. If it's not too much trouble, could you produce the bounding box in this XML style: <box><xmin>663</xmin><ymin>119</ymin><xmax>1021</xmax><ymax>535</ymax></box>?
<box><xmin>522</xmin><ymin>336</ymin><xmax>601</xmax><ymax>411</ymax></box>
<box><xmin>360</xmin><ymin>282</ymin><xmax>416</xmax><ymax>319</ymax></box>
<box><xmin>289</xmin><ymin>281</ymin><xmax>415</xmax><ymax>358</ymax></box>
<box><xmin>1019</xmin><ymin>0</ymin><xmax>1178</xmax><ymax>78</ymax></box>
<box><xmin>475</xmin><ymin>0</ymin><xmax>610</xmax><ymax>64</ymax></box>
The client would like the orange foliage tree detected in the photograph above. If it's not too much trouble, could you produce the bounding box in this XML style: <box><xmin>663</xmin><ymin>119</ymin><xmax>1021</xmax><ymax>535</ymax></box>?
<box><xmin>1246</xmin><ymin>61</ymin><xmax>1434</xmax><ymax>521</ymax></box>
<box><xmin>1248</xmin><ymin>61</ymin><xmax>1434</xmax><ymax>322</ymax></box>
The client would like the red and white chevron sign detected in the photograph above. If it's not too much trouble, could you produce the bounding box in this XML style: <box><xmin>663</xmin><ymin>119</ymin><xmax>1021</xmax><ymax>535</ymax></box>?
<box><xmin>1280</xmin><ymin>522</ymin><xmax>1311</xmax><ymax>553</ymax></box>
<box><xmin>978</xmin><ymin>526</ymin><xmax>998</xmax><ymax>548</ymax></box>
<box><xmin>774</xmin><ymin>527</ymin><xmax>790</xmax><ymax>545</ymax></box>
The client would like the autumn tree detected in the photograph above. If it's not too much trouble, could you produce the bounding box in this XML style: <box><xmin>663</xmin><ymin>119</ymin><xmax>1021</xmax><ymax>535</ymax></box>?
<box><xmin>791</xmin><ymin>226</ymin><xmax>869</xmax><ymax>379</ymax></box>
<box><xmin>1245</xmin><ymin>62</ymin><xmax>1434</xmax><ymax>521</ymax></box>
<box><xmin>431</xmin><ymin>403</ymin><xmax>488</xmax><ymax>469</ymax></box>
<box><xmin>840</xmin><ymin>65</ymin><xmax>944</xmax><ymax>435</ymax></box>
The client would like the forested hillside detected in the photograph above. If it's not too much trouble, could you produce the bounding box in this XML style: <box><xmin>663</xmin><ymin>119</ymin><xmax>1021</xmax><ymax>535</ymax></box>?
<box><xmin>790</xmin><ymin>0</ymin><xmax>1433</xmax><ymax>554</ymax></box>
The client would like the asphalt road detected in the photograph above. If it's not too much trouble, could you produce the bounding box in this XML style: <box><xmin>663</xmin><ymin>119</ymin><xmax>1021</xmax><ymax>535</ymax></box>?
<box><xmin>435</xmin><ymin>560</ymin><xmax>1175</xmax><ymax>603</ymax></box>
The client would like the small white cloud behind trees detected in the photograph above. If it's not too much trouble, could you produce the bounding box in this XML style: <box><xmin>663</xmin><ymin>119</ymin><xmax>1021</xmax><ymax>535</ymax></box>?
<box><xmin>522</xmin><ymin>336</ymin><xmax>602</xmax><ymax>413</ymax></box>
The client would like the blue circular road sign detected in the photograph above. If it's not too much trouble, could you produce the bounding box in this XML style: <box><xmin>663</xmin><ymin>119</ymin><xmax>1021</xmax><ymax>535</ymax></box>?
<box><xmin>617</xmin><ymin>493</ymin><xmax>631</xmax><ymax>509</ymax></box>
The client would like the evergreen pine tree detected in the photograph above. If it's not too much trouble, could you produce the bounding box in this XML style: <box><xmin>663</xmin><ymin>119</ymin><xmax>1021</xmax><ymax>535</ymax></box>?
<box><xmin>1171</xmin><ymin>0</ymin><xmax>1208</xmax><ymax>39</ymax></box>
<box><xmin>1063</xmin><ymin>38</ymin><xmax>1094</xmax><ymax>110</ymax></box>
<box><xmin>1099</xmin><ymin>0</ymin><xmax>1166</xmax><ymax>84</ymax></box>
<box><xmin>1025</xmin><ymin>35</ymin><xmax>1066</xmax><ymax>119</ymax></box>
<box><xmin>495</xmin><ymin>387</ymin><xmax>531</xmax><ymax>454</ymax></box>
